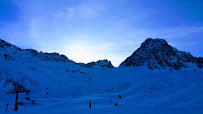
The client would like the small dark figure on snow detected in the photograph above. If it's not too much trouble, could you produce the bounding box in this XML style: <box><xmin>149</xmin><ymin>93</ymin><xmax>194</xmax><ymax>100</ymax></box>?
<box><xmin>31</xmin><ymin>100</ymin><xmax>35</xmax><ymax>104</ymax></box>
<box><xmin>118</xmin><ymin>94</ymin><xmax>121</xmax><ymax>99</ymax></box>
<box><xmin>18</xmin><ymin>102</ymin><xmax>23</xmax><ymax>106</ymax></box>
<box><xmin>25</xmin><ymin>97</ymin><xmax>30</xmax><ymax>101</ymax></box>
<box><xmin>5</xmin><ymin>103</ymin><xmax>8</xmax><ymax>112</ymax></box>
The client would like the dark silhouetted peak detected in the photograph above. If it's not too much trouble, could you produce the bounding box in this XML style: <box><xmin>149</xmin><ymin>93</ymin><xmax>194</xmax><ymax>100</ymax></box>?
<box><xmin>141</xmin><ymin>38</ymin><xmax>168</xmax><ymax>48</ymax></box>
<box><xmin>78</xmin><ymin>59</ymin><xmax>114</xmax><ymax>69</ymax></box>
<box><xmin>119</xmin><ymin>38</ymin><xmax>202</xmax><ymax>70</ymax></box>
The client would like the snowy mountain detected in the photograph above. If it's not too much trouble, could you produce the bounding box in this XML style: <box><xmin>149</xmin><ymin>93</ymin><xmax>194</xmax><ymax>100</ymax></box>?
<box><xmin>119</xmin><ymin>38</ymin><xmax>203</xmax><ymax>70</ymax></box>
<box><xmin>0</xmin><ymin>38</ymin><xmax>114</xmax><ymax>94</ymax></box>
<box><xmin>78</xmin><ymin>59</ymin><xmax>114</xmax><ymax>69</ymax></box>
<box><xmin>0</xmin><ymin>39</ymin><xmax>113</xmax><ymax>69</ymax></box>
<box><xmin>0</xmin><ymin>39</ymin><xmax>74</xmax><ymax>63</ymax></box>
<box><xmin>0</xmin><ymin>38</ymin><xmax>202</xmax><ymax>114</ymax></box>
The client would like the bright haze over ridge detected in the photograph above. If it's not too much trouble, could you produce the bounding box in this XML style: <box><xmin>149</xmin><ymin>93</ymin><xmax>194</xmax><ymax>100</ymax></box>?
<box><xmin>0</xmin><ymin>0</ymin><xmax>203</xmax><ymax>66</ymax></box>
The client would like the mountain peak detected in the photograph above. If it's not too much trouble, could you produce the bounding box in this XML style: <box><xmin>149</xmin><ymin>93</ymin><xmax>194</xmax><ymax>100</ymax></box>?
<box><xmin>119</xmin><ymin>38</ymin><xmax>202</xmax><ymax>70</ymax></box>
<box><xmin>141</xmin><ymin>38</ymin><xmax>168</xmax><ymax>49</ymax></box>
<box><xmin>78</xmin><ymin>59</ymin><xmax>114</xmax><ymax>69</ymax></box>
<box><xmin>144</xmin><ymin>38</ymin><xmax>167</xmax><ymax>44</ymax></box>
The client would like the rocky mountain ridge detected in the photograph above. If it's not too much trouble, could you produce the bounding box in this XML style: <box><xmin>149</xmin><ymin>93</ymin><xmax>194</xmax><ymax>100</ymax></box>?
<box><xmin>119</xmin><ymin>38</ymin><xmax>203</xmax><ymax>70</ymax></box>
<box><xmin>0</xmin><ymin>39</ymin><xmax>114</xmax><ymax>69</ymax></box>
<box><xmin>78</xmin><ymin>59</ymin><xmax>114</xmax><ymax>69</ymax></box>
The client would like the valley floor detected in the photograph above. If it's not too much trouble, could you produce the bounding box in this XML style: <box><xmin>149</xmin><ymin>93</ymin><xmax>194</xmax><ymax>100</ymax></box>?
<box><xmin>0</xmin><ymin>58</ymin><xmax>202</xmax><ymax>114</ymax></box>
<box><xmin>0</xmin><ymin>97</ymin><xmax>203</xmax><ymax>114</ymax></box>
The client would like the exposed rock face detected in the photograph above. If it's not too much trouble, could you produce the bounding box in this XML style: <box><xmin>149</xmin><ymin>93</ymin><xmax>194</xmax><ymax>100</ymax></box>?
<box><xmin>86</xmin><ymin>59</ymin><xmax>114</xmax><ymax>68</ymax></box>
<box><xmin>119</xmin><ymin>38</ymin><xmax>203</xmax><ymax>70</ymax></box>
<box><xmin>0</xmin><ymin>39</ymin><xmax>114</xmax><ymax>69</ymax></box>
<box><xmin>78</xmin><ymin>59</ymin><xmax>114</xmax><ymax>69</ymax></box>
<box><xmin>0</xmin><ymin>39</ymin><xmax>71</xmax><ymax>63</ymax></box>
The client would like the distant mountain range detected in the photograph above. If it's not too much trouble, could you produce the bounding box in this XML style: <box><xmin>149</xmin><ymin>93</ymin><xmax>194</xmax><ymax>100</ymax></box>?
<box><xmin>0</xmin><ymin>39</ymin><xmax>113</xmax><ymax>69</ymax></box>
<box><xmin>0</xmin><ymin>38</ymin><xmax>203</xmax><ymax>113</ymax></box>
<box><xmin>0</xmin><ymin>38</ymin><xmax>202</xmax><ymax>70</ymax></box>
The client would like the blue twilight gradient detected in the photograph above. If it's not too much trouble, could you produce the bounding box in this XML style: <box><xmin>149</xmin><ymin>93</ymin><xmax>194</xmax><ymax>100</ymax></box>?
<box><xmin>0</xmin><ymin>0</ymin><xmax>203</xmax><ymax>66</ymax></box>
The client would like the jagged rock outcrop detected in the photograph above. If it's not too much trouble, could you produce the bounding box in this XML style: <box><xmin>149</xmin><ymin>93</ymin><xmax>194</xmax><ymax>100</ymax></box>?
<box><xmin>119</xmin><ymin>38</ymin><xmax>203</xmax><ymax>70</ymax></box>
<box><xmin>78</xmin><ymin>59</ymin><xmax>114</xmax><ymax>69</ymax></box>
<box><xmin>0</xmin><ymin>39</ymin><xmax>72</xmax><ymax>63</ymax></box>
<box><xmin>0</xmin><ymin>39</ymin><xmax>114</xmax><ymax>69</ymax></box>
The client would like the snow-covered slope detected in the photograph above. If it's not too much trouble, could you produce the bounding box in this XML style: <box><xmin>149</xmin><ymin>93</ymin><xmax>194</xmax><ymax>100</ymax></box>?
<box><xmin>0</xmin><ymin>39</ymin><xmax>97</xmax><ymax>96</ymax></box>
<box><xmin>119</xmin><ymin>38</ymin><xmax>203</xmax><ymax>70</ymax></box>
<box><xmin>0</xmin><ymin>38</ymin><xmax>202</xmax><ymax>114</ymax></box>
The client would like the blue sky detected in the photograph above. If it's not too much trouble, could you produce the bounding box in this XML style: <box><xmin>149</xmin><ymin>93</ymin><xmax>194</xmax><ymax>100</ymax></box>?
<box><xmin>0</xmin><ymin>0</ymin><xmax>203</xmax><ymax>66</ymax></box>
